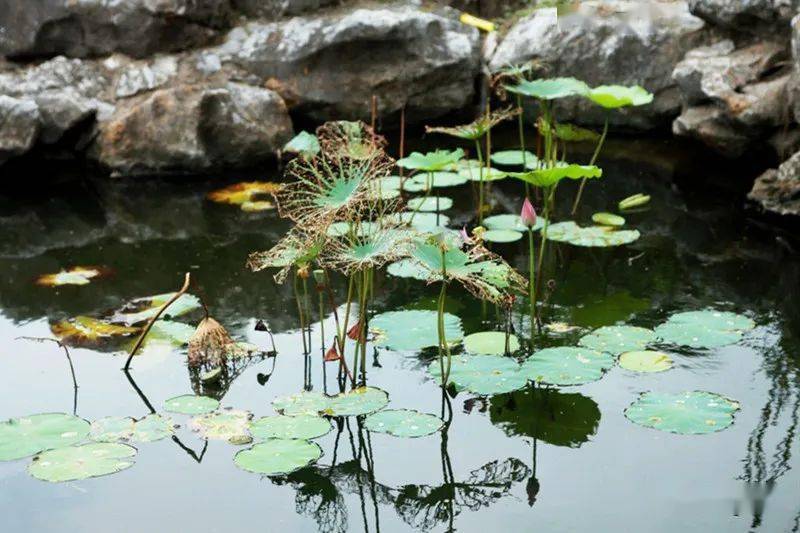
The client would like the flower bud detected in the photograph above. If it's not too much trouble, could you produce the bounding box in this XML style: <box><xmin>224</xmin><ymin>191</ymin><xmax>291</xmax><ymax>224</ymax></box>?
<box><xmin>520</xmin><ymin>197</ymin><xmax>537</xmax><ymax>228</ymax></box>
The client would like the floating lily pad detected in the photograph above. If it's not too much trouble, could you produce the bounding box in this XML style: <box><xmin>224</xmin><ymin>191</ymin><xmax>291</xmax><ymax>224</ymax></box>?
<box><xmin>370</xmin><ymin>310</ymin><xmax>463</xmax><ymax>351</ymax></box>
<box><xmin>326</xmin><ymin>387</ymin><xmax>389</xmax><ymax>417</ymax></box>
<box><xmin>164</xmin><ymin>394</ymin><xmax>220</xmax><ymax>415</ymax></box>
<box><xmin>191</xmin><ymin>409</ymin><xmax>252</xmax><ymax>442</ymax></box>
<box><xmin>392</xmin><ymin>212</ymin><xmax>451</xmax><ymax>230</ymax></box>
<box><xmin>131</xmin><ymin>414</ymin><xmax>174</xmax><ymax>442</ymax></box>
<box><xmin>234</xmin><ymin>439</ymin><xmax>322</xmax><ymax>475</ymax></box>
<box><xmin>207</xmin><ymin>182</ymin><xmax>281</xmax><ymax>210</ymax></box>
<box><xmin>665</xmin><ymin>310</ymin><xmax>755</xmax><ymax>331</ymax></box>
<box><xmin>112</xmin><ymin>292</ymin><xmax>202</xmax><ymax>325</ymax></box>
<box><xmin>463</xmin><ymin>331</ymin><xmax>520</xmax><ymax>355</ymax></box>
<box><xmin>483</xmin><ymin>213</ymin><xmax>546</xmax><ymax>233</ymax></box>
<box><xmin>35</xmin><ymin>266</ymin><xmax>106</xmax><ymax>287</ymax></box>
<box><xmin>546</xmin><ymin>221</ymin><xmax>640</xmax><ymax>247</ymax></box>
<box><xmin>147</xmin><ymin>320</ymin><xmax>195</xmax><ymax>346</ymax></box>
<box><xmin>431</xmin><ymin>355</ymin><xmax>528</xmax><ymax>395</ymax></box>
<box><xmin>619</xmin><ymin>350</ymin><xmax>673</xmax><ymax>373</ymax></box>
<box><xmin>51</xmin><ymin>316</ymin><xmax>139</xmax><ymax>345</ymax></box>
<box><xmin>28</xmin><ymin>443</ymin><xmax>137</xmax><ymax>483</ymax></box>
<box><xmin>521</xmin><ymin>347</ymin><xmax>614</xmax><ymax>386</ymax></box>
<box><xmin>0</xmin><ymin>413</ymin><xmax>90</xmax><ymax>461</ymax></box>
<box><xmin>482</xmin><ymin>229</ymin><xmax>523</xmax><ymax>243</ymax></box>
<box><xmin>624</xmin><ymin>391</ymin><xmax>740</xmax><ymax>434</ymax></box>
<box><xmin>386</xmin><ymin>259</ymin><xmax>431</xmax><ymax>280</ymax></box>
<box><xmin>490</xmin><ymin>150</ymin><xmax>538</xmax><ymax>167</ymax></box>
<box><xmin>364</xmin><ymin>409</ymin><xmax>443</xmax><ymax>437</ymax></box>
<box><xmin>407</xmin><ymin>196</ymin><xmax>453</xmax><ymax>212</ymax></box>
<box><xmin>273</xmin><ymin>391</ymin><xmax>331</xmax><ymax>416</ymax></box>
<box><xmin>366</xmin><ymin>183</ymin><xmax>401</xmax><ymax>200</ymax></box>
<box><xmin>250</xmin><ymin>415</ymin><xmax>331</xmax><ymax>441</ymax></box>
<box><xmin>578</xmin><ymin>326</ymin><xmax>656</xmax><ymax>354</ymax></box>
<box><xmin>654</xmin><ymin>322</ymin><xmax>742</xmax><ymax>349</ymax></box>
<box><xmin>592</xmin><ymin>212</ymin><xmax>625</xmax><ymax>227</ymax></box>
<box><xmin>458</xmin><ymin>164</ymin><xmax>507</xmax><ymax>182</ymax></box>
<box><xmin>90</xmin><ymin>417</ymin><xmax>135</xmax><ymax>443</ymax></box>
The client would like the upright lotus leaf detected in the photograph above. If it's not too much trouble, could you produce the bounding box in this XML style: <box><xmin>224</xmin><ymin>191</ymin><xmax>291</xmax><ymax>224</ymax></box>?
<box><xmin>425</xmin><ymin>107</ymin><xmax>519</xmax><ymax>140</ymax></box>
<box><xmin>504</xmin><ymin>77</ymin><xmax>590</xmax><ymax>100</ymax></box>
<box><xmin>247</xmin><ymin>227</ymin><xmax>325</xmax><ymax>283</ymax></box>
<box><xmin>546</xmin><ymin>221</ymin><xmax>640</xmax><ymax>247</ymax></box>
<box><xmin>28</xmin><ymin>443</ymin><xmax>137</xmax><ymax>483</ymax></box>
<box><xmin>483</xmin><ymin>213</ymin><xmax>545</xmax><ymax>233</ymax></box>
<box><xmin>319</xmin><ymin>221</ymin><xmax>414</xmax><ymax>275</ymax></box>
<box><xmin>51</xmin><ymin>316</ymin><xmax>139</xmax><ymax>345</ymax></box>
<box><xmin>191</xmin><ymin>409</ymin><xmax>252</xmax><ymax>442</ymax></box>
<box><xmin>508</xmin><ymin>164</ymin><xmax>602</xmax><ymax>188</ymax></box>
<box><xmin>273</xmin><ymin>391</ymin><xmax>331</xmax><ymax>416</ymax></box>
<box><xmin>0</xmin><ymin>413</ymin><xmax>90</xmax><ymax>461</ymax></box>
<box><xmin>250</xmin><ymin>415</ymin><xmax>332</xmax><ymax>441</ymax></box>
<box><xmin>490</xmin><ymin>150</ymin><xmax>538</xmax><ymax>167</ymax></box>
<box><xmin>370</xmin><ymin>310</ymin><xmax>463</xmax><ymax>351</ymax></box>
<box><xmin>587</xmin><ymin>85</ymin><xmax>654</xmax><ymax>109</ymax></box>
<box><xmin>283</xmin><ymin>130</ymin><xmax>320</xmax><ymax>158</ymax></box>
<box><xmin>386</xmin><ymin>259</ymin><xmax>431</xmax><ymax>280</ymax></box>
<box><xmin>316</xmin><ymin>120</ymin><xmax>387</xmax><ymax>161</ymax></box>
<box><xmin>111</xmin><ymin>292</ymin><xmax>202</xmax><ymax>325</ymax></box>
<box><xmin>234</xmin><ymin>439</ymin><xmax>322</xmax><ymax>475</ymax></box>
<box><xmin>364</xmin><ymin>409</ymin><xmax>443</xmax><ymax>438</ymax></box>
<box><xmin>625</xmin><ymin>391</ymin><xmax>740</xmax><ymax>434</ymax></box>
<box><xmin>592</xmin><ymin>212</ymin><xmax>625</xmax><ymax>227</ymax></box>
<box><xmin>619</xmin><ymin>351</ymin><xmax>673</xmax><ymax>373</ymax></box>
<box><xmin>430</xmin><ymin>354</ymin><xmax>528</xmax><ymax>395</ymax></box>
<box><xmin>35</xmin><ymin>266</ymin><xmax>107</xmax><ymax>287</ymax></box>
<box><xmin>521</xmin><ymin>346</ymin><xmax>614</xmax><ymax>386</ymax></box>
<box><xmin>207</xmin><ymin>182</ymin><xmax>282</xmax><ymax>210</ymax></box>
<box><xmin>326</xmin><ymin>387</ymin><xmax>389</xmax><ymax>417</ymax></box>
<box><xmin>538</xmin><ymin>119</ymin><xmax>600</xmax><ymax>142</ymax></box>
<box><xmin>396</xmin><ymin>149</ymin><xmax>464</xmax><ymax>172</ymax></box>
<box><xmin>463</xmin><ymin>331</ymin><xmax>520</xmax><ymax>355</ymax></box>
<box><xmin>578</xmin><ymin>326</ymin><xmax>656</xmax><ymax>355</ymax></box>
<box><xmin>163</xmin><ymin>394</ymin><xmax>220</xmax><ymax>415</ymax></box>
<box><xmin>482</xmin><ymin>230</ymin><xmax>523</xmax><ymax>243</ymax></box>
<box><xmin>407</xmin><ymin>196</ymin><xmax>453</xmax><ymax>212</ymax></box>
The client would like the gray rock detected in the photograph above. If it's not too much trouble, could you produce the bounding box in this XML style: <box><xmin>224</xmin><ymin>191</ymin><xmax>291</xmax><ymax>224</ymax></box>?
<box><xmin>489</xmin><ymin>1</ymin><xmax>708</xmax><ymax>129</ymax></box>
<box><xmin>748</xmin><ymin>150</ymin><xmax>800</xmax><ymax>216</ymax></box>
<box><xmin>672</xmin><ymin>105</ymin><xmax>751</xmax><ymax>157</ymax></box>
<box><xmin>215</xmin><ymin>3</ymin><xmax>480</xmax><ymax>123</ymax></box>
<box><xmin>115</xmin><ymin>56</ymin><xmax>179</xmax><ymax>99</ymax></box>
<box><xmin>33</xmin><ymin>90</ymin><xmax>106</xmax><ymax>144</ymax></box>
<box><xmin>232</xmin><ymin>0</ymin><xmax>336</xmax><ymax>19</ymax></box>
<box><xmin>689</xmin><ymin>0</ymin><xmax>799</xmax><ymax>36</ymax></box>
<box><xmin>0</xmin><ymin>96</ymin><xmax>40</xmax><ymax>163</ymax></box>
<box><xmin>0</xmin><ymin>0</ymin><xmax>232</xmax><ymax>59</ymax></box>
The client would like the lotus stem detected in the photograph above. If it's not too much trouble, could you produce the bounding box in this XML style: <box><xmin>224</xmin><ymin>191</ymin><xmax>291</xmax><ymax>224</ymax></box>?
<box><xmin>438</xmin><ymin>247</ymin><xmax>452</xmax><ymax>385</ymax></box>
<box><xmin>534</xmin><ymin>187</ymin><xmax>555</xmax><ymax>324</ymax></box>
<box><xmin>340</xmin><ymin>274</ymin><xmax>356</xmax><ymax>387</ymax></box>
<box><xmin>302</xmin><ymin>276</ymin><xmax>312</xmax><ymax>350</ymax></box>
<box><xmin>527</xmin><ymin>227</ymin><xmax>536</xmax><ymax>350</ymax></box>
<box><xmin>474</xmin><ymin>138</ymin><xmax>485</xmax><ymax>225</ymax></box>
<box><xmin>124</xmin><ymin>273</ymin><xmax>191</xmax><ymax>371</ymax></box>
<box><xmin>293</xmin><ymin>270</ymin><xmax>308</xmax><ymax>355</ymax></box>
<box><xmin>516</xmin><ymin>94</ymin><xmax>531</xmax><ymax>199</ymax></box>
<box><xmin>408</xmin><ymin>171</ymin><xmax>433</xmax><ymax>226</ymax></box>
<box><xmin>318</xmin><ymin>287</ymin><xmax>327</xmax><ymax>389</ymax></box>
<box><xmin>572</xmin><ymin>115</ymin><xmax>609</xmax><ymax>215</ymax></box>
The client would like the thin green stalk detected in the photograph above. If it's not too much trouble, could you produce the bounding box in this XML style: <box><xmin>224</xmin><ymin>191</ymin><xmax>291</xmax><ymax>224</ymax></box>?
<box><xmin>474</xmin><ymin>139</ymin><xmax>485</xmax><ymax>225</ymax></box>
<box><xmin>293</xmin><ymin>270</ymin><xmax>308</xmax><ymax>355</ymax></box>
<box><xmin>527</xmin><ymin>227</ymin><xmax>536</xmax><ymax>350</ymax></box>
<box><xmin>408</xmin><ymin>171</ymin><xmax>433</xmax><ymax>225</ymax></box>
<box><xmin>571</xmin><ymin>115</ymin><xmax>609</xmax><ymax>215</ymax></box>
<box><xmin>340</xmin><ymin>274</ymin><xmax>356</xmax><ymax>387</ymax></box>
<box><xmin>359</xmin><ymin>269</ymin><xmax>370</xmax><ymax>384</ymax></box>
<box><xmin>302</xmin><ymin>276</ymin><xmax>312</xmax><ymax>351</ymax></box>
<box><xmin>438</xmin><ymin>247</ymin><xmax>452</xmax><ymax>385</ymax></box>
<box><xmin>318</xmin><ymin>288</ymin><xmax>327</xmax><ymax>389</ymax></box>
<box><xmin>516</xmin><ymin>94</ymin><xmax>531</xmax><ymax>199</ymax></box>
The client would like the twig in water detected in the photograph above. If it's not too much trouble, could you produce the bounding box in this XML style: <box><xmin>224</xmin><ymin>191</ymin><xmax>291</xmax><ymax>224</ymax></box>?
<box><xmin>17</xmin><ymin>336</ymin><xmax>79</xmax><ymax>414</ymax></box>
<box><xmin>627</xmin><ymin>252</ymin><xmax>645</xmax><ymax>266</ymax></box>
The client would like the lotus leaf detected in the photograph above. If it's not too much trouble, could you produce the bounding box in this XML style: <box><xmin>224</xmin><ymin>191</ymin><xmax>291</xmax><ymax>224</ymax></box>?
<box><xmin>483</xmin><ymin>213</ymin><xmax>545</xmax><ymax>232</ymax></box>
<box><xmin>625</xmin><ymin>391</ymin><xmax>739</xmax><ymax>434</ymax></box>
<box><xmin>396</xmin><ymin>149</ymin><xmax>464</xmax><ymax>172</ymax></box>
<box><xmin>234</xmin><ymin>439</ymin><xmax>322</xmax><ymax>475</ymax></box>
<box><xmin>191</xmin><ymin>409</ymin><xmax>252</xmax><ymax>442</ymax></box>
<box><xmin>283</xmin><ymin>131</ymin><xmax>320</xmax><ymax>157</ymax></box>
<box><xmin>207</xmin><ymin>182</ymin><xmax>280</xmax><ymax>210</ymax></box>
<box><xmin>505</xmin><ymin>78</ymin><xmax>590</xmax><ymax>100</ymax></box>
<box><xmin>654</xmin><ymin>322</ymin><xmax>742</xmax><ymax>349</ymax></box>
<box><xmin>430</xmin><ymin>354</ymin><xmax>528</xmax><ymax>395</ymax></box>
<box><xmin>463</xmin><ymin>331</ymin><xmax>520</xmax><ymax>355</ymax></box>
<box><xmin>250</xmin><ymin>415</ymin><xmax>331</xmax><ymax>441</ymax></box>
<box><xmin>619</xmin><ymin>350</ymin><xmax>673</xmax><ymax>373</ymax></box>
<box><xmin>164</xmin><ymin>394</ymin><xmax>220</xmax><ymax>415</ymax></box>
<box><xmin>370</xmin><ymin>310</ymin><xmax>463</xmax><ymax>351</ymax></box>
<box><xmin>364</xmin><ymin>409</ymin><xmax>443</xmax><ymax>438</ymax></box>
<box><xmin>28</xmin><ymin>442</ymin><xmax>137</xmax><ymax>482</ymax></box>
<box><xmin>386</xmin><ymin>259</ymin><xmax>431</xmax><ymax>280</ymax></box>
<box><xmin>521</xmin><ymin>346</ymin><xmax>614</xmax><ymax>386</ymax></box>
<box><xmin>0</xmin><ymin>413</ymin><xmax>90</xmax><ymax>461</ymax></box>
<box><xmin>273</xmin><ymin>391</ymin><xmax>331</xmax><ymax>416</ymax></box>
<box><xmin>592</xmin><ymin>212</ymin><xmax>625</xmax><ymax>227</ymax></box>
<box><xmin>326</xmin><ymin>387</ymin><xmax>389</xmax><ymax>417</ymax></box>
<box><xmin>546</xmin><ymin>221</ymin><xmax>640</xmax><ymax>247</ymax></box>
<box><xmin>35</xmin><ymin>266</ymin><xmax>105</xmax><ymax>287</ymax></box>
<box><xmin>51</xmin><ymin>316</ymin><xmax>139</xmax><ymax>344</ymax></box>
<box><xmin>618</xmin><ymin>193</ymin><xmax>650</xmax><ymax>210</ymax></box>
<box><xmin>587</xmin><ymin>85</ymin><xmax>654</xmax><ymax>109</ymax></box>
<box><xmin>509</xmin><ymin>164</ymin><xmax>602</xmax><ymax>188</ymax></box>
<box><xmin>482</xmin><ymin>229</ymin><xmax>523</xmax><ymax>243</ymax></box>
<box><xmin>578</xmin><ymin>326</ymin><xmax>656</xmax><ymax>354</ymax></box>
<box><xmin>490</xmin><ymin>150</ymin><xmax>538</xmax><ymax>167</ymax></box>
<box><xmin>407</xmin><ymin>196</ymin><xmax>453</xmax><ymax>212</ymax></box>
<box><xmin>112</xmin><ymin>292</ymin><xmax>202</xmax><ymax>325</ymax></box>
<box><xmin>391</xmin><ymin>212</ymin><xmax>451</xmax><ymax>230</ymax></box>
<box><xmin>665</xmin><ymin>310</ymin><xmax>755</xmax><ymax>331</ymax></box>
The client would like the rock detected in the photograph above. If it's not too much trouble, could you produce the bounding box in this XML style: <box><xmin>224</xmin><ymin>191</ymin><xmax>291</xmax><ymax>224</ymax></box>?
<box><xmin>33</xmin><ymin>90</ymin><xmax>106</xmax><ymax>144</ymax></box>
<box><xmin>748</xmin><ymin>150</ymin><xmax>800</xmax><ymax>216</ymax></box>
<box><xmin>0</xmin><ymin>0</ymin><xmax>232</xmax><ymax>60</ymax></box>
<box><xmin>689</xmin><ymin>0</ymin><xmax>799</xmax><ymax>36</ymax></box>
<box><xmin>214</xmin><ymin>3</ymin><xmax>480</xmax><ymax>123</ymax></box>
<box><xmin>0</xmin><ymin>96</ymin><xmax>40</xmax><ymax>163</ymax></box>
<box><xmin>92</xmin><ymin>84</ymin><xmax>293</xmax><ymax>176</ymax></box>
<box><xmin>115</xmin><ymin>56</ymin><xmax>179</xmax><ymax>99</ymax></box>
<box><xmin>232</xmin><ymin>0</ymin><xmax>336</xmax><ymax>19</ymax></box>
<box><xmin>489</xmin><ymin>1</ymin><xmax>709</xmax><ymax>129</ymax></box>
<box><xmin>672</xmin><ymin>105</ymin><xmax>752</xmax><ymax>157</ymax></box>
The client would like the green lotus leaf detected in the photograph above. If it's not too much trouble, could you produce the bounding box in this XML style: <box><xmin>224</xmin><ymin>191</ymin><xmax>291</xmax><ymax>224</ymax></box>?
<box><xmin>370</xmin><ymin>310</ymin><xmax>463</xmax><ymax>351</ymax></box>
<box><xmin>147</xmin><ymin>320</ymin><xmax>195</xmax><ymax>346</ymax></box>
<box><xmin>364</xmin><ymin>409</ymin><xmax>443</xmax><ymax>438</ymax></box>
<box><xmin>250</xmin><ymin>415</ymin><xmax>331</xmax><ymax>441</ymax></box>
<box><xmin>111</xmin><ymin>292</ymin><xmax>202</xmax><ymax>325</ymax></box>
<box><xmin>430</xmin><ymin>354</ymin><xmax>528</xmax><ymax>395</ymax></box>
<box><xmin>131</xmin><ymin>414</ymin><xmax>174</xmax><ymax>442</ymax></box>
<box><xmin>391</xmin><ymin>212</ymin><xmax>451</xmax><ymax>230</ymax></box>
<box><xmin>273</xmin><ymin>391</ymin><xmax>331</xmax><ymax>416</ymax></box>
<box><xmin>366</xmin><ymin>183</ymin><xmax>401</xmax><ymax>200</ymax></box>
<box><xmin>0</xmin><ymin>413</ymin><xmax>90</xmax><ymax>461</ymax></box>
<box><xmin>618</xmin><ymin>193</ymin><xmax>651</xmax><ymax>210</ymax></box>
<box><xmin>28</xmin><ymin>442</ymin><xmax>137</xmax><ymax>483</ymax></box>
<box><xmin>90</xmin><ymin>417</ymin><xmax>135</xmax><ymax>443</ymax></box>
<box><xmin>402</xmin><ymin>172</ymin><xmax>468</xmax><ymax>191</ymax></box>
<box><xmin>592</xmin><ymin>212</ymin><xmax>625</xmax><ymax>227</ymax></box>
<box><xmin>508</xmin><ymin>164</ymin><xmax>602</xmax><ymax>188</ymax></box>
<box><xmin>505</xmin><ymin>77</ymin><xmax>590</xmax><ymax>100</ymax></box>
<box><xmin>387</xmin><ymin>259</ymin><xmax>432</xmax><ymax>280</ymax></box>
<box><xmin>326</xmin><ymin>387</ymin><xmax>389</xmax><ymax>417</ymax></box>
<box><xmin>619</xmin><ymin>350</ymin><xmax>673</xmax><ymax>373</ymax></box>
<box><xmin>546</xmin><ymin>221</ymin><xmax>640</xmax><ymax>247</ymax></box>
<box><xmin>407</xmin><ymin>196</ymin><xmax>453</xmax><ymax>212</ymax></box>
<box><xmin>666</xmin><ymin>310</ymin><xmax>755</xmax><ymax>331</ymax></box>
<box><xmin>521</xmin><ymin>346</ymin><xmax>614</xmax><ymax>386</ymax></box>
<box><xmin>587</xmin><ymin>85</ymin><xmax>654</xmax><ymax>109</ymax></box>
<box><xmin>578</xmin><ymin>326</ymin><xmax>656</xmax><ymax>354</ymax></box>
<box><xmin>625</xmin><ymin>391</ymin><xmax>740</xmax><ymax>434</ymax></box>
<box><xmin>482</xmin><ymin>229</ymin><xmax>523</xmax><ymax>243</ymax></box>
<box><xmin>164</xmin><ymin>394</ymin><xmax>220</xmax><ymax>415</ymax></box>
<box><xmin>325</xmin><ymin>221</ymin><xmax>380</xmax><ymax>238</ymax></box>
<box><xmin>552</xmin><ymin>123</ymin><xmax>601</xmax><ymax>142</ymax></box>
<box><xmin>457</xmin><ymin>162</ymin><xmax>507</xmax><ymax>182</ymax></box>
<box><xmin>463</xmin><ymin>331</ymin><xmax>520</xmax><ymax>355</ymax></box>
<box><xmin>490</xmin><ymin>150</ymin><xmax>538</xmax><ymax>167</ymax></box>
<box><xmin>490</xmin><ymin>388</ymin><xmax>600</xmax><ymax>447</ymax></box>
<box><xmin>654</xmin><ymin>322</ymin><xmax>742</xmax><ymax>349</ymax></box>
<box><xmin>191</xmin><ymin>409</ymin><xmax>252</xmax><ymax>442</ymax></box>
<box><xmin>397</xmin><ymin>149</ymin><xmax>465</xmax><ymax>172</ymax></box>
<box><xmin>234</xmin><ymin>439</ymin><xmax>322</xmax><ymax>475</ymax></box>
<box><xmin>483</xmin><ymin>213</ymin><xmax>545</xmax><ymax>232</ymax></box>
<box><xmin>283</xmin><ymin>130</ymin><xmax>320</xmax><ymax>157</ymax></box>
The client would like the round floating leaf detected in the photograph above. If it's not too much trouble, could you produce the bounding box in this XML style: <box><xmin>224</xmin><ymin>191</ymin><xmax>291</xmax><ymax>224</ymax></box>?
<box><xmin>578</xmin><ymin>326</ymin><xmax>656</xmax><ymax>355</ymax></box>
<box><xmin>191</xmin><ymin>409</ymin><xmax>252</xmax><ymax>442</ymax></box>
<box><xmin>458</xmin><ymin>165</ymin><xmax>507</xmax><ymax>182</ymax></box>
<box><xmin>387</xmin><ymin>259</ymin><xmax>431</xmax><ymax>280</ymax></box>
<box><xmin>490</xmin><ymin>150</ymin><xmax>538</xmax><ymax>167</ymax></box>
<box><xmin>364</xmin><ymin>409</ymin><xmax>443</xmax><ymax>438</ymax></box>
<box><xmin>370</xmin><ymin>310</ymin><xmax>463</xmax><ymax>351</ymax></box>
<box><xmin>505</xmin><ymin>77</ymin><xmax>590</xmax><ymax>100</ymax></box>
<box><xmin>326</xmin><ymin>387</ymin><xmax>389</xmax><ymax>417</ymax></box>
<box><xmin>0</xmin><ymin>414</ymin><xmax>90</xmax><ymax>461</ymax></box>
<box><xmin>407</xmin><ymin>196</ymin><xmax>453</xmax><ymax>212</ymax></box>
<box><xmin>592</xmin><ymin>212</ymin><xmax>625</xmax><ymax>227</ymax></box>
<box><xmin>36</xmin><ymin>266</ymin><xmax>106</xmax><ymax>287</ymax></box>
<box><xmin>112</xmin><ymin>292</ymin><xmax>202</xmax><ymax>325</ymax></box>
<box><xmin>587</xmin><ymin>85</ymin><xmax>654</xmax><ymax>109</ymax></box>
<box><xmin>234</xmin><ymin>439</ymin><xmax>322</xmax><ymax>475</ymax></box>
<box><xmin>397</xmin><ymin>149</ymin><xmax>465</xmax><ymax>172</ymax></box>
<box><xmin>521</xmin><ymin>347</ymin><xmax>614</xmax><ymax>386</ymax></box>
<box><xmin>431</xmin><ymin>355</ymin><xmax>528</xmax><ymax>395</ymax></box>
<box><xmin>51</xmin><ymin>316</ymin><xmax>139</xmax><ymax>345</ymax></box>
<box><xmin>546</xmin><ymin>221</ymin><xmax>640</xmax><ymax>247</ymax></box>
<box><xmin>273</xmin><ymin>391</ymin><xmax>331</xmax><ymax>416</ymax></box>
<box><xmin>482</xmin><ymin>229</ymin><xmax>523</xmax><ymax>243</ymax></box>
<box><xmin>29</xmin><ymin>442</ymin><xmax>136</xmax><ymax>483</ymax></box>
<box><xmin>625</xmin><ymin>391</ymin><xmax>740</xmax><ymax>434</ymax></box>
<box><xmin>147</xmin><ymin>320</ymin><xmax>195</xmax><ymax>346</ymax></box>
<box><xmin>393</xmin><ymin>212</ymin><xmax>451</xmax><ymax>230</ymax></box>
<box><xmin>90</xmin><ymin>417</ymin><xmax>135</xmax><ymax>442</ymax></box>
<box><xmin>666</xmin><ymin>310</ymin><xmax>754</xmax><ymax>331</ymax></box>
<box><xmin>619</xmin><ymin>350</ymin><xmax>673</xmax><ymax>373</ymax></box>
<box><xmin>654</xmin><ymin>322</ymin><xmax>742</xmax><ymax>349</ymax></box>
<box><xmin>366</xmin><ymin>183</ymin><xmax>401</xmax><ymax>200</ymax></box>
<box><xmin>250</xmin><ymin>415</ymin><xmax>331</xmax><ymax>441</ymax></box>
<box><xmin>164</xmin><ymin>394</ymin><xmax>220</xmax><ymax>415</ymax></box>
<box><xmin>483</xmin><ymin>213</ymin><xmax>546</xmax><ymax>233</ymax></box>
<box><xmin>378</xmin><ymin>175</ymin><xmax>403</xmax><ymax>190</ymax></box>
<box><xmin>132</xmin><ymin>414</ymin><xmax>174</xmax><ymax>442</ymax></box>
<box><xmin>463</xmin><ymin>331</ymin><xmax>520</xmax><ymax>355</ymax></box>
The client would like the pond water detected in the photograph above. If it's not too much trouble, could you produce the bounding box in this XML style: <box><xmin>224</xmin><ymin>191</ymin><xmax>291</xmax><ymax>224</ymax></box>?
<box><xmin>1</xmin><ymin>134</ymin><xmax>798</xmax><ymax>532</ymax></box>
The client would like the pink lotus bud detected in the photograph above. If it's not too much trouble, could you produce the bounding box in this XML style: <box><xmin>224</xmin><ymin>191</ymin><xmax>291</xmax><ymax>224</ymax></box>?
<box><xmin>459</xmin><ymin>226</ymin><xmax>471</xmax><ymax>244</ymax></box>
<box><xmin>520</xmin><ymin>197</ymin><xmax>537</xmax><ymax>228</ymax></box>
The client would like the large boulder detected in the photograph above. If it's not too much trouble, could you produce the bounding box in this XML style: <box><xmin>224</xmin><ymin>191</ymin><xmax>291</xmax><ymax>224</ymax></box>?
<box><xmin>232</xmin><ymin>0</ymin><xmax>336</xmax><ymax>19</ymax></box>
<box><xmin>748</xmin><ymin>150</ymin><xmax>800</xmax><ymax>216</ymax></box>
<box><xmin>0</xmin><ymin>0</ymin><xmax>232</xmax><ymax>60</ymax></box>
<box><xmin>0</xmin><ymin>96</ymin><xmax>40</xmax><ymax>163</ymax></box>
<box><xmin>689</xmin><ymin>0</ymin><xmax>799</xmax><ymax>36</ymax></box>
<box><xmin>213</xmin><ymin>3</ymin><xmax>481</xmax><ymax>123</ymax></box>
<box><xmin>489</xmin><ymin>1</ymin><xmax>709</xmax><ymax>129</ymax></box>
<box><xmin>91</xmin><ymin>83</ymin><xmax>293</xmax><ymax>176</ymax></box>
